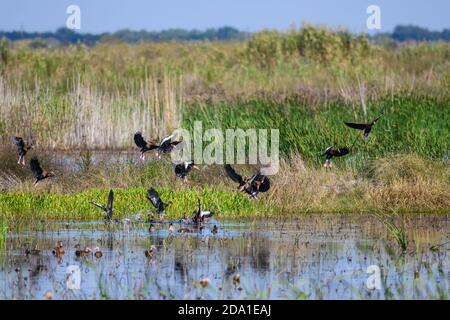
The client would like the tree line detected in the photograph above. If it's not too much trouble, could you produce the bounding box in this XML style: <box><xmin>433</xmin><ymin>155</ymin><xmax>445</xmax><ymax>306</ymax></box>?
<box><xmin>0</xmin><ymin>25</ymin><xmax>449</xmax><ymax>45</ymax></box>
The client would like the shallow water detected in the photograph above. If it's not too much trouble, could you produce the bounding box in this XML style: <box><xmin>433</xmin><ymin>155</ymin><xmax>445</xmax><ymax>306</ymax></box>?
<box><xmin>0</xmin><ymin>214</ymin><xmax>448</xmax><ymax>300</ymax></box>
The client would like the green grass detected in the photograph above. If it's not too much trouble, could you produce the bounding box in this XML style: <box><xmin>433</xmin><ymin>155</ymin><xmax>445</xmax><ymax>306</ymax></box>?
<box><xmin>182</xmin><ymin>95</ymin><xmax>450</xmax><ymax>167</ymax></box>
<box><xmin>0</xmin><ymin>187</ymin><xmax>269</xmax><ymax>223</ymax></box>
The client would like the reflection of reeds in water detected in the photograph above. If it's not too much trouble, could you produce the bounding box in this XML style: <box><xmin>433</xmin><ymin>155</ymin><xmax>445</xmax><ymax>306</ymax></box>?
<box><xmin>0</xmin><ymin>219</ymin><xmax>7</xmax><ymax>250</ymax></box>
<box><xmin>0</xmin><ymin>75</ymin><xmax>182</xmax><ymax>149</ymax></box>
<box><xmin>373</xmin><ymin>212</ymin><xmax>408</xmax><ymax>252</ymax></box>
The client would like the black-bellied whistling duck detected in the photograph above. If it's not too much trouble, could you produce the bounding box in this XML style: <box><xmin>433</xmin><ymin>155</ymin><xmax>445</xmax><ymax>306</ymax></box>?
<box><xmin>75</xmin><ymin>244</ymin><xmax>91</xmax><ymax>258</ymax></box>
<box><xmin>134</xmin><ymin>132</ymin><xmax>159</xmax><ymax>161</ymax></box>
<box><xmin>12</xmin><ymin>136</ymin><xmax>33</xmax><ymax>166</ymax></box>
<box><xmin>192</xmin><ymin>198</ymin><xmax>214</xmax><ymax>225</ymax></box>
<box><xmin>94</xmin><ymin>247</ymin><xmax>103</xmax><ymax>259</ymax></box>
<box><xmin>175</xmin><ymin>160</ymin><xmax>199</xmax><ymax>182</ymax></box>
<box><xmin>30</xmin><ymin>157</ymin><xmax>55</xmax><ymax>185</ymax></box>
<box><xmin>144</xmin><ymin>245</ymin><xmax>157</xmax><ymax>258</ymax></box>
<box><xmin>155</xmin><ymin>134</ymin><xmax>182</xmax><ymax>159</ymax></box>
<box><xmin>224</xmin><ymin>164</ymin><xmax>248</xmax><ymax>191</ymax></box>
<box><xmin>224</xmin><ymin>165</ymin><xmax>270</xmax><ymax>198</ymax></box>
<box><xmin>147</xmin><ymin>187</ymin><xmax>172</xmax><ymax>222</ymax></box>
<box><xmin>345</xmin><ymin>113</ymin><xmax>383</xmax><ymax>139</ymax></box>
<box><xmin>245</xmin><ymin>172</ymin><xmax>270</xmax><ymax>199</ymax></box>
<box><xmin>52</xmin><ymin>241</ymin><xmax>65</xmax><ymax>256</ymax></box>
<box><xmin>321</xmin><ymin>146</ymin><xmax>350</xmax><ymax>169</ymax></box>
<box><xmin>90</xmin><ymin>189</ymin><xmax>114</xmax><ymax>222</ymax></box>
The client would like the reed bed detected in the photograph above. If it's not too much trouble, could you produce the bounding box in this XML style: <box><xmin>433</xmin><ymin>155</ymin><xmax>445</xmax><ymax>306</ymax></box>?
<box><xmin>1</xmin><ymin>25</ymin><xmax>450</xmax><ymax>149</ymax></box>
<box><xmin>0</xmin><ymin>75</ymin><xmax>182</xmax><ymax>149</ymax></box>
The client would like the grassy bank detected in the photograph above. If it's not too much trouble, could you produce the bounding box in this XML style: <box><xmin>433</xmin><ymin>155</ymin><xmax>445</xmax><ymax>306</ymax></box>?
<box><xmin>0</xmin><ymin>26</ymin><xmax>449</xmax><ymax>222</ymax></box>
<box><xmin>1</xmin><ymin>153</ymin><xmax>449</xmax><ymax>224</ymax></box>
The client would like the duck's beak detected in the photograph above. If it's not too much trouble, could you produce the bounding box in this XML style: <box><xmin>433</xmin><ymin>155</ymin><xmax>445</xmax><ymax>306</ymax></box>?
<box><xmin>193</xmin><ymin>165</ymin><xmax>200</xmax><ymax>170</ymax></box>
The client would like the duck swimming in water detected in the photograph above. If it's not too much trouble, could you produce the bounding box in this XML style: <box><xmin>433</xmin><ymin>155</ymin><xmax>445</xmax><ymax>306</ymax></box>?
<box><xmin>75</xmin><ymin>244</ymin><xmax>91</xmax><ymax>258</ymax></box>
<box><xmin>144</xmin><ymin>245</ymin><xmax>157</xmax><ymax>258</ymax></box>
<box><xmin>52</xmin><ymin>241</ymin><xmax>65</xmax><ymax>257</ymax></box>
<box><xmin>94</xmin><ymin>247</ymin><xmax>103</xmax><ymax>259</ymax></box>
<box><xmin>321</xmin><ymin>146</ymin><xmax>350</xmax><ymax>169</ymax></box>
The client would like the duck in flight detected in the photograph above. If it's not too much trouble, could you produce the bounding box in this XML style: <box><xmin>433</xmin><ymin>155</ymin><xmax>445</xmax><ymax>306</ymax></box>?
<box><xmin>133</xmin><ymin>132</ymin><xmax>159</xmax><ymax>161</ymax></box>
<box><xmin>155</xmin><ymin>134</ymin><xmax>182</xmax><ymax>158</ymax></box>
<box><xmin>147</xmin><ymin>187</ymin><xmax>172</xmax><ymax>222</ymax></box>
<box><xmin>175</xmin><ymin>160</ymin><xmax>199</xmax><ymax>182</ymax></box>
<box><xmin>90</xmin><ymin>189</ymin><xmax>114</xmax><ymax>222</ymax></box>
<box><xmin>134</xmin><ymin>132</ymin><xmax>182</xmax><ymax>161</ymax></box>
<box><xmin>12</xmin><ymin>136</ymin><xmax>33</xmax><ymax>166</ymax></box>
<box><xmin>344</xmin><ymin>113</ymin><xmax>383</xmax><ymax>139</ymax></box>
<box><xmin>321</xmin><ymin>146</ymin><xmax>350</xmax><ymax>169</ymax></box>
<box><xmin>224</xmin><ymin>164</ymin><xmax>270</xmax><ymax>198</ymax></box>
<box><xmin>192</xmin><ymin>198</ymin><xmax>214</xmax><ymax>225</ymax></box>
<box><xmin>30</xmin><ymin>157</ymin><xmax>55</xmax><ymax>185</ymax></box>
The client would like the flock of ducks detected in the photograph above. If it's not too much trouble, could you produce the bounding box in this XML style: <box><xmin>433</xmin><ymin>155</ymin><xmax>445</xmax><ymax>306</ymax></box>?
<box><xmin>13</xmin><ymin>113</ymin><xmax>383</xmax><ymax>260</ymax></box>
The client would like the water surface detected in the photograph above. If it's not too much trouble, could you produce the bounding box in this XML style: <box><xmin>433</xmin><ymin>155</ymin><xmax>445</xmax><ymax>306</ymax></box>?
<box><xmin>0</xmin><ymin>214</ymin><xmax>448</xmax><ymax>299</ymax></box>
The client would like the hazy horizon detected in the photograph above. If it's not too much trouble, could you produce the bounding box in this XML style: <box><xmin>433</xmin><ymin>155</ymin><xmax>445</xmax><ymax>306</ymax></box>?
<box><xmin>0</xmin><ymin>0</ymin><xmax>449</xmax><ymax>34</ymax></box>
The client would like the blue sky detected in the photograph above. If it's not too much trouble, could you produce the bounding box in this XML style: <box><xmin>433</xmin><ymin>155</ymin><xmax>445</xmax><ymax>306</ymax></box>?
<box><xmin>1</xmin><ymin>0</ymin><xmax>449</xmax><ymax>33</ymax></box>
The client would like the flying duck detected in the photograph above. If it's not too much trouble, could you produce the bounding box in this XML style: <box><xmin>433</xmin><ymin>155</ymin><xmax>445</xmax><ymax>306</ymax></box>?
<box><xmin>147</xmin><ymin>187</ymin><xmax>172</xmax><ymax>221</ymax></box>
<box><xmin>245</xmin><ymin>172</ymin><xmax>270</xmax><ymax>199</ymax></box>
<box><xmin>321</xmin><ymin>146</ymin><xmax>350</xmax><ymax>169</ymax></box>
<box><xmin>344</xmin><ymin>113</ymin><xmax>383</xmax><ymax>139</ymax></box>
<box><xmin>155</xmin><ymin>134</ymin><xmax>182</xmax><ymax>158</ymax></box>
<box><xmin>89</xmin><ymin>189</ymin><xmax>114</xmax><ymax>222</ymax></box>
<box><xmin>30</xmin><ymin>157</ymin><xmax>55</xmax><ymax>185</ymax></box>
<box><xmin>192</xmin><ymin>198</ymin><xmax>214</xmax><ymax>225</ymax></box>
<box><xmin>12</xmin><ymin>136</ymin><xmax>33</xmax><ymax>166</ymax></box>
<box><xmin>224</xmin><ymin>164</ymin><xmax>249</xmax><ymax>191</ymax></box>
<box><xmin>134</xmin><ymin>132</ymin><xmax>159</xmax><ymax>161</ymax></box>
<box><xmin>224</xmin><ymin>165</ymin><xmax>270</xmax><ymax>198</ymax></box>
<box><xmin>174</xmin><ymin>160</ymin><xmax>199</xmax><ymax>182</ymax></box>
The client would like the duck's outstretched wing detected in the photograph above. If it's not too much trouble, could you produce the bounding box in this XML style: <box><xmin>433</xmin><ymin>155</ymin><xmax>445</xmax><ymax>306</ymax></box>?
<box><xmin>107</xmin><ymin>189</ymin><xmax>114</xmax><ymax>213</ymax></box>
<box><xmin>344</xmin><ymin>122</ymin><xmax>367</xmax><ymax>130</ymax></box>
<box><xmin>371</xmin><ymin>113</ymin><xmax>384</xmax><ymax>125</ymax></box>
<box><xmin>258</xmin><ymin>176</ymin><xmax>270</xmax><ymax>192</ymax></box>
<box><xmin>90</xmin><ymin>202</ymin><xmax>107</xmax><ymax>212</ymax></box>
<box><xmin>30</xmin><ymin>158</ymin><xmax>43</xmax><ymax>177</ymax></box>
<box><xmin>334</xmin><ymin>147</ymin><xmax>350</xmax><ymax>157</ymax></box>
<box><xmin>134</xmin><ymin>132</ymin><xmax>158</xmax><ymax>150</ymax></box>
<box><xmin>224</xmin><ymin>164</ymin><xmax>244</xmax><ymax>184</ymax></box>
